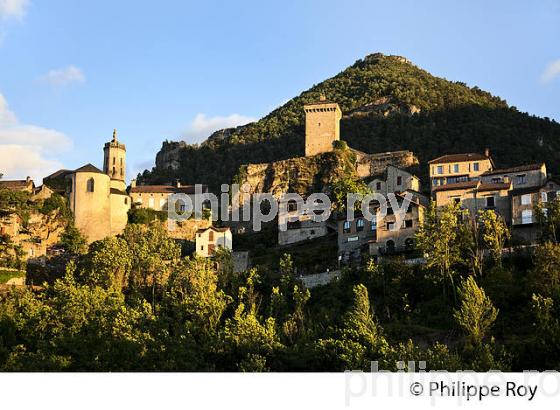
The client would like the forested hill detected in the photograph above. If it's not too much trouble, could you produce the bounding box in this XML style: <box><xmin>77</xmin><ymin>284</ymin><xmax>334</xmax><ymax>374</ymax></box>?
<box><xmin>140</xmin><ymin>53</ymin><xmax>560</xmax><ymax>189</ymax></box>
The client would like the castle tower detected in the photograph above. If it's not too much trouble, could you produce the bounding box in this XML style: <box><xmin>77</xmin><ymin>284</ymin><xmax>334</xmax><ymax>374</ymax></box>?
<box><xmin>304</xmin><ymin>95</ymin><xmax>342</xmax><ymax>157</ymax></box>
<box><xmin>103</xmin><ymin>129</ymin><xmax>126</xmax><ymax>191</ymax></box>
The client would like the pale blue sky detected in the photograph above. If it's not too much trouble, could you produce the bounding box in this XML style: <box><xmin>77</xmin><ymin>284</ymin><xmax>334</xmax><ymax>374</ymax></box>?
<box><xmin>1</xmin><ymin>0</ymin><xmax>559</xmax><ymax>182</ymax></box>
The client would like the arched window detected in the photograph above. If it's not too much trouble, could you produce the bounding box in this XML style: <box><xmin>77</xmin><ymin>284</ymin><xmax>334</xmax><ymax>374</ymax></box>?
<box><xmin>87</xmin><ymin>178</ymin><xmax>95</xmax><ymax>192</ymax></box>
<box><xmin>405</xmin><ymin>238</ymin><xmax>415</xmax><ymax>251</ymax></box>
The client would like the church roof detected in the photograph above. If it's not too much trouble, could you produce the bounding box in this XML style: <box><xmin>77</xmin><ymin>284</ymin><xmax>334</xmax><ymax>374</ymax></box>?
<box><xmin>110</xmin><ymin>188</ymin><xmax>128</xmax><ymax>196</ymax></box>
<box><xmin>74</xmin><ymin>164</ymin><xmax>105</xmax><ymax>174</ymax></box>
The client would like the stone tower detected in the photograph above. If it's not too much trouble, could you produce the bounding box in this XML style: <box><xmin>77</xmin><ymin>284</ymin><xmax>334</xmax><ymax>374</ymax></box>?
<box><xmin>103</xmin><ymin>129</ymin><xmax>126</xmax><ymax>191</ymax></box>
<box><xmin>304</xmin><ymin>95</ymin><xmax>342</xmax><ymax>157</ymax></box>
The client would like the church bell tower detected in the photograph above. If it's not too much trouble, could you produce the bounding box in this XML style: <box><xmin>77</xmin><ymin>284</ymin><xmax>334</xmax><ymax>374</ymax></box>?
<box><xmin>103</xmin><ymin>129</ymin><xmax>127</xmax><ymax>191</ymax></box>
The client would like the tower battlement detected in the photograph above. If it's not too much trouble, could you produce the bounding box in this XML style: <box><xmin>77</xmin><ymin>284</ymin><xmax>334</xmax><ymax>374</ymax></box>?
<box><xmin>304</xmin><ymin>96</ymin><xmax>342</xmax><ymax>157</ymax></box>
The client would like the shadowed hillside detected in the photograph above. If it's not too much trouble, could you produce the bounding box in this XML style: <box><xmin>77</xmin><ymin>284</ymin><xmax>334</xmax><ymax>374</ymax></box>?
<box><xmin>139</xmin><ymin>53</ymin><xmax>560</xmax><ymax>189</ymax></box>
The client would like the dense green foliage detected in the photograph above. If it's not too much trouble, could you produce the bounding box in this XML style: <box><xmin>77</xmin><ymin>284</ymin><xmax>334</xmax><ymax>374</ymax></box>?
<box><xmin>3</xmin><ymin>214</ymin><xmax>560</xmax><ymax>372</ymax></box>
<box><xmin>140</xmin><ymin>53</ymin><xmax>560</xmax><ymax>189</ymax></box>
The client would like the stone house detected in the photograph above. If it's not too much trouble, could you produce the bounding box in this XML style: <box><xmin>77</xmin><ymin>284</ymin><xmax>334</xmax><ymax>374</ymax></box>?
<box><xmin>428</xmin><ymin>151</ymin><xmax>493</xmax><ymax>191</ymax></box>
<box><xmin>368</xmin><ymin>192</ymin><xmax>426</xmax><ymax>257</ymax></box>
<box><xmin>432</xmin><ymin>180</ymin><xmax>512</xmax><ymax>221</ymax></box>
<box><xmin>337</xmin><ymin>191</ymin><xmax>427</xmax><ymax>262</ymax></box>
<box><xmin>0</xmin><ymin>176</ymin><xmax>35</xmax><ymax>193</ymax></box>
<box><xmin>480</xmin><ymin>163</ymin><xmax>547</xmax><ymax>190</ymax></box>
<box><xmin>129</xmin><ymin>180</ymin><xmax>208</xmax><ymax>212</ymax></box>
<box><xmin>195</xmin><ymin>226</ymin><xmax>232</xmax><ymax>257</ymax></box>
<box><xmin>510</xmin><ymin>178</ymin><xmax>560</xmax><ymax>242</ymax></box>
<box><xmin>369</xmin><ymin>164</ymin><xmax>421</xmax><ymax>195</ymax></box>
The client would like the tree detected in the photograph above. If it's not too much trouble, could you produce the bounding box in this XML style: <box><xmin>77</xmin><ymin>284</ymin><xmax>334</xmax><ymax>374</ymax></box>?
<box><xmin>453</xmin><ymin>276</ymin><xmax>498</xmax><ymax>346</ymax></box>
<box><xmin>330</xmin><ymin>176</ymin><xmax>370</xmax><ymax>212</ymax></box>
<box><xmin>479</xmin><ymin>209</ymin><xmax>510</xmax><ymax>266</ymax></box>
<box><xmin>76</xmin><ymin>236</ymin><xmax>132</xmax><ymax>290</ymax></box>
<box><xmin>416</xmin><ymin>202</ymin><xmax>464</xmax><ymax>299</ymax></box>
<box><xmin>529</xmin><ymin>242</ymin><xmax>560</xmax><ymax>297</ymax></box>
<box><xmin>314</xmin><ymin>284</ymin><xmax>387</xmax><ymax>371</ymax></box>
<box><xmin>121</xmin><ymin>223</ymin><xmax>181</xmax><ymax>309</ymax></box>
<box><xmin>59</xmin><ymin>224</ymin><xmax>88</xmax><ymax>255</ymax></box>
<box><xmin>535</xmin><ymin>198</ymin><xmax>560</xmax><ymax>243</ymax></box>
<box><xmin>223</xmin><ymin>302</ymin><xmax>282</xmax><ymax>371</ymax></box>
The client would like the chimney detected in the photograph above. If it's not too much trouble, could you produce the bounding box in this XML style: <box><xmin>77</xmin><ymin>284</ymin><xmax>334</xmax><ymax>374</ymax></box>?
<box><xmin>26</xmin><ymin>176</ymin><xmax>31</xmax><ymax>183</ymax></box>
<box><xmin>484</xmin><ymin>148</ymin><xmax>490</xmax><ymax>158</ymax></box>
<box><xmin>175</xmin><ymin>179</ymin><xmax>181</xmax><ymax>188</ymax></box>
<box><xmin>130</xmin><ymin>179</ymin><xmax>137</xmax><ymax>188</ymax></box>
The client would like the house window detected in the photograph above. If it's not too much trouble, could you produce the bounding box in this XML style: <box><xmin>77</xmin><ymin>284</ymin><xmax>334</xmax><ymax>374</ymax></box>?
<box><xmin>492</xmin><ymin>177</ymin><xmax>501</xmax><ymax>183</ymax></box>
<box><xmin>404</xmin><ymin>219</ymin><xmax>413</xmax><ymax>228</ymax></box>
<box><xmin>486</xmin><ymin>196</ymin><xmax>495</xmax><ymax>208</ymax></box>
<box><xmin>453</xmin><ymin>197</ymin><xmax>461</xmax><ymax>205</ymax></box>
<box><xmin>473</xmin><ymin>162</ymin><xmax>479</xmax><ymax>172</ymax></box>
<box><xmin>356</xmin><ymin>218</ymin><xmax>365</xmax><ymax>232</ymax></box>
<box><xmin>521</xmin><ymin>209</ymin><xmax>533</xmax><ymax>224</ymax></box>
<box><xmin>124</xmin><ymin>198</ymin><xmax>128</xmax><ymax>205</ymax></box>
<box><xmin>517</xmin><ymin>174</ymin><xmax>527</xmax><ymax>185</ymax></box>
<box><xmin>376</xmin><ymin>182</ymin><xmax>382</xmax><ymax>191</ymax></box>
<box><xmin>453</xmin><ymin>164</ymin><xmax>459</xmax><ymax>173</ymax></box>
<box><xmin>209</xmin><ymin>230</ymin><xmax>214</xmax><ymax>241</ymax></box>
<box><xmin>396</xmin><ymin>176</ymin><xmax>402</xmax><ymax>186</ymax></box>
<box><xmin>371</xmin><ymin>219</ymin><xmax>377</xmax><ymax>231</ymax></box>
<box><xmin>521</xmin><ymin>194</ymin><xmax>531</xmax><ymax>206</ymax></box>
<box><xmin>343</xmin><ymin>221</ymin><xmax>351</xmax><ymax>233</ymax></box>
<box><xmin>386</xmin><ymin>222</ymin><xmax>395</xmax><ymax>231</ymax></box>
<box><xmin>437</xmin><ymin>165</ymin><xmax>444</xmax><ymax>175</ymax></box>
<box><xmin>113</xmin><ymin>157</ymin><xmax>116</xmax><ymax>165</ymax></box>
<box><xmin>86</xmin><ymin>178</ymin><xmax>95</xmax><ymax>192</ymax></box>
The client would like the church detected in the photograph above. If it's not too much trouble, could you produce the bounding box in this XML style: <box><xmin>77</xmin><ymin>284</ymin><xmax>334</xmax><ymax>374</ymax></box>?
<box><xmin>65</xmin><ymin>130</ymin><xmax>130</xmax><ymax>242</ymax></box>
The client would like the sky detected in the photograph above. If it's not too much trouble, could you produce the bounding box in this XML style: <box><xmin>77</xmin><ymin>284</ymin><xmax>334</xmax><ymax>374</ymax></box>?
<box><xmin>1</xmin><ymin>0</ymin><xmax>559</xmax><ymax>183</ymax></box>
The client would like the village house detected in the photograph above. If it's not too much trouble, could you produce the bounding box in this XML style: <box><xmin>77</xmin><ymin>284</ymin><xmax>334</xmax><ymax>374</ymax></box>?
<box><xmin>338</xmin><ymin>190</ymin><xmax>427</xmax><ymax>263</ymax></box>
<box><xmin>432</xmin><ymin>180</ymin><xmax>512</xmax><ymax>221</ymax></box>
<box><xmin>369</xmin><ymin>164</ymin><xmax>421</xmax><ymax>195</ymax></box>
<box><xmin>0</xmin><ymin>176</ymin><xmax>35</xmax><ymax>193</ymax></box>
<box><xmin>129</xmin><ymin>180</ymin><xmax>208</xmax><ymax>211</ymax></box>
<box><xmin>480</xmin><ymin>163</ymin><xmax>548</xmax><ymax>189</ymax></box>
<box><xmin>368</xmin><ymin>192</ymin><xmax>427</xmax><ymax>257</ymax></box>
<box><xmin>195</xmin><ymin>226</ymin><xmax>233</xmax><ymax>257</ymax></box>
<box><xmin>428</xmin><ymin>151</ymin><xmax>493</xmax><ymax>191</ymax></box>
<box><xmin>510</xmin><ymin>178</ymin><xmax>560</xmax><ymax>242</ymax></box>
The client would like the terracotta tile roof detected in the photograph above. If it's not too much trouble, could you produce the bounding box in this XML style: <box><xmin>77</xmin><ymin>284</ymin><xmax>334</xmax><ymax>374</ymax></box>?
<box><xmin>0</xmin><ymin>179</ymin><xmax>33</xmax><ymax>190</ymax></box>
<box><xmin>432</xmin><ymin>181</ymin><xmax>479</xmax><ymax>193</ymax></box>
<box><xmin>477</xmin><ymin>182</ymin><xmax>512</xmax><ymax>192</ymax></box>
<box><xmin>196</xmin><ymin>226</ymin><xmax>231</xmax><ymax>234</ymax></box>
<box><xmin>130</xmin><ymin>184</ymin><xmax>207</xmax><ymax>194</ymax></box>
<box><xmin>482</xmin><ymin>163</ymin><xmax>545</xmax><ymax>176</ymax></box>
<box><xmin>74</xmin><ymin>163</ymin><xmax>104</xmax><ymax>174</ymax></box>
<box><xmin>428</xmin><ymin>153</ymin><xmax>489</xmax><ymax>164</ymax></box>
